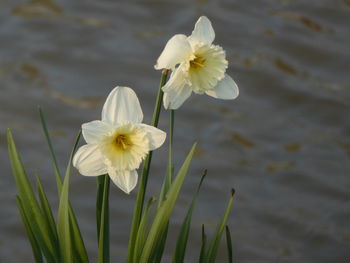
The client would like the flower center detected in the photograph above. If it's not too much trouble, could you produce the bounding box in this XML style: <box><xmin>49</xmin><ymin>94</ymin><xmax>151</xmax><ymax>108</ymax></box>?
<box><xmin>190</xmin><ymin>55</ymin><xmax>206</xmax><ymax>70</ymax></box>
<box><xmin>114</xmin><ymin>134</ymin><xmax>133</xmax><ymax>151</ymax></box>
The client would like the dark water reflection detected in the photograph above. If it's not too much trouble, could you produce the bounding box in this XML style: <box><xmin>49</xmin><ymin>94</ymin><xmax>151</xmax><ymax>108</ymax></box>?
<box><xmin>1</xmin><ymin>0</ymin><xmax>350</xmax><ymax>262</ymax></box>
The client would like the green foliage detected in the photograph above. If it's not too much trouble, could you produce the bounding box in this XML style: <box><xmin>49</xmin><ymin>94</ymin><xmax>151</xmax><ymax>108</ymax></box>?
<box><xmin>139</xmin><ymin>143</ymin><xmax>197</xmax><ymax>263</ymax></box>
<box><xmin>16</xmin><ymin>196</ymin><xmax>43</xmax><ymax>263</ymax></box>
<box><xmin>172</xmin><ymin>170</ymin><xmax>207</xmax><ymax>263</ymax></box>
<box><xmin>225</xmin><ymin>226</ymin><xmax>233</xmax><ymax>263</ymax></box>
<box><xmin>39</xmin><ymin>108</ymin><xmax>89</xmax><ymax>263</ymax></box>
<box><xmin>8</xmin><ymin>129</ymin><xmax>59</xmax><ymax>263</ymax></box>
<box><xmin>8</xmin><ymin>119</ymin><xmax>88</xmax><ymax>263</ymax></box>
<box><xmin>202</xmin><ymin>189</ymin><xmax>235</xmax><ymax>263</ymax></box>
<box><xmin>9</xmin><ymin>73</ymin><xmax>236</xmax><ymax>263</ymax></box>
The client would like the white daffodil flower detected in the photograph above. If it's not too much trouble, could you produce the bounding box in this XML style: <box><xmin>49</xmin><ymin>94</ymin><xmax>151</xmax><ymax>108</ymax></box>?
<box><xmin>155</xmin><ymin>16</ymin><xmax>239</xmax><ymax>109</ymax></box>
<box><xmin>73</xmin><ymin>86</ymin><xmax>166</xmax><ymax>194</ymax></box>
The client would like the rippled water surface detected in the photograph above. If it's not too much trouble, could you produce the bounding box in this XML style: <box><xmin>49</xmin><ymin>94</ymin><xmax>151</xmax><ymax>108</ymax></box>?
<box><xmin>1</xmin><ymin>0</ymin><xmax>350</xmax><ymax>262</ymax></box>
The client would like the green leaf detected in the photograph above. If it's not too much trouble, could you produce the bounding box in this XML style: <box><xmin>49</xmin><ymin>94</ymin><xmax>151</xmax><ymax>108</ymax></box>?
<box><xmin>57</xmin><ymin>132</ymin><xmax>82</xmax><ymax>263</ymax></box>
<box><xmin>57</xmin><ymin>168</ymin><xmax>72</xmax><ymax>263</ymax></box>
<box><xmin>69</xmin><ymin>209</ymin><xmax>89</xmax><ymax>263</ymax></box>
<box><xmin>199</xmin><ymin>225</ymin><xmax>207</xmax><ymax>263</ymax></box>
<box><xmin>172</xmin><ymin>170</ymin><xmax>207</xmax><ymax>263</ymax></box>
<box><xmin>127</xmin><ymin>69</ymin><xmax>169</xmax><ymax>263</ymax></box>
<box><xmin>150</xmin><ymin>223</ymin><xmax>169</xmax><ymax>263</ymax></box>
<box><xmin>204</xmin><ymin>189</ymin><xmax>235</xmax><ymax>263</ymax></box>
<box><xmin>133</xmin><ymin>197</ymin><xmax>156</xmax><ymax>263</ymax></box>
<box><xmin>225</xmin><ymin>226</ymin><xmax>233</xmax><ymax>263</ymax></box>
<box><xmin>7</xmin><ymin>129</ymin><xmax>59</xmax><ymax>263</ymax></box>
<box><xmin>39</xmin><ymin>110</ymin><xmax>89</xmax><ymax>263</ymax></box>
<box><xmin>16</xmin><ymin>196</ymin><xmax>44</xmax><ymax>263</ymax></box>
<box><xmin>36</xmin><ymin>173</ymin><xmax>58</xmax><ymax>247</ymax></box>
<box><xmin>97</xmin><ymin>175</ymin><xmax>110</xmax><ymax>263</ymax></box>
<box><xmin>38</xmin><ymin>107</ymin><xmax>62</xmax><ymax>193</ymax></box>
<box><xmin>139</xmin><ymin>143</ymin><xmax>197</xmax><ymax>263</ymax></box>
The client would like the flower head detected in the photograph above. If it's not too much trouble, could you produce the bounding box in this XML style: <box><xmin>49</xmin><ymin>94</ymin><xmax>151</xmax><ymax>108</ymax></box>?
<box><xmin>155</xmin><ymin>16</ymin><xmax>239</xmax><ymax>109</ymax></box>
<box><xmin>73</xmin><ymin>86</ymin><xmax>166</xmax><ymax>194</ymax></box>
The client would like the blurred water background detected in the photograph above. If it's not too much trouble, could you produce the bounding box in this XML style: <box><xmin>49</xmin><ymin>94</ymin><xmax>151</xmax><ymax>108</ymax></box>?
<box><xmin>1</xmin><ymin>0</ymin><xmax>350</xmax><ymax>262</ymax></box>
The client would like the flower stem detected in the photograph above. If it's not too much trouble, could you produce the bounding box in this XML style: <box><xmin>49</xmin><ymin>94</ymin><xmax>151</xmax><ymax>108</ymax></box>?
<box><xmin>127</xmin><ymin>69</ymin><xmax>169</xmax><ymax>263</ymax></box>
<box><xmin>168</xmin><ymin>109</ymin><xmax>175</xmax><ymax>180</ymax></box>
<box><xmin>96</xmin><ymin>174</ymin><xmax>110</xmax><ymax>263</ymax></box>
<box><xmin>158</xmin><ymin>109</ymin><xmax>174</xmax><ymax>209</ymax></box>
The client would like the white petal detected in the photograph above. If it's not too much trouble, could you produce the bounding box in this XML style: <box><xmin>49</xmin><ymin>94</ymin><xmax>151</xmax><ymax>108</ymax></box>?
<box><xmin>108</xmin><ymin>169</ymin><xmax>138</xmax><ymax>194</ymax></box>
<box><xmin>82</xmin><ymin>120</ymin><xmax>113</xmax><ymax>144</ymax></box>
<box><xmin>205</xmin><ymin>74</ymin><xmax>239</xmax><ymax>100</ymax></box>
<box><xmin>162</xmin><ymin>67</ymin><xmax>192</xmax><ymax>109</ymax></box>
<box><xmin>137</xmin><ymin>124</ymin><xmax>166</xmax><ymax>151</ymax></box>
<box><xmin>73</xmin><ymin>144</ymin><xmax>107</xmax><ymax>176</ymax></box>
<box><xmin>102</xmin><ymin>86</ymin><xmax>143</xmax><ymax>125</ymax></box>
<box><xmin>188</xmin><ymin>16</ymin><xmax>215</xmax><ymax>46</ymax></box>
<box><xmin>154</xmin><ymin>34</ymin><xmax>192</xmax><ymax>70</ymax></box>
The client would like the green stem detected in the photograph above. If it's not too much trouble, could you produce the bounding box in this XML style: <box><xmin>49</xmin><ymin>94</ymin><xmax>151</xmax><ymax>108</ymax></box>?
<box><xmin>96</xmin><ymin>175</ymin><xmax>105</xmax><ymax>240</ymax></box>
<box><xmin>97</xmin><ymin>175</ymin><xmax>110</xmax><ymax>263</ymax></box>
<box><xmin>158</xmin><ymin>109</ymin><xmax>174</xmax><ymax>209</ymax></box>
<box><xmin>168</xmin><ymin>110</ymin><xmax>175</xmax><ymax>181</ymax></box>
<box><xmin>127</xmin><ymin>69</ymin><xmax>169</xmax><ymax>263</ymax></box>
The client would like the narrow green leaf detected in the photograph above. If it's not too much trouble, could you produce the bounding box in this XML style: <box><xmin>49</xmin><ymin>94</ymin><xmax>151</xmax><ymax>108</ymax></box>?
<box><xmin>57</xmin><ymin>167</ymin><xmax>72</xmax><ymax>263</ymax></box>
<box><xmin>57</xmin><ymin>132</ymin><xmax>82</xmax><ymax>263</ymax></box>
<box><xmin>139</xmin><ymin>143</ymin><xmax>197</xmax><ymax>263</ymax></box>
<box><xmin>36</xmin><ymin>173</ymin><xmax>58</xmax><ymax>247</ymax></box>
<box><xmin>127</xmin><ymin>69</ymin><xmax>169</xmax><ymax>263</ymax></box>
<box><xmin>205</xmin><ymin>189</ymin><xmax>235</xmax><ymax>263</ymax></box>
<box><xmin>38</xmin><ymin>107</ymin><xmax>62</xmax><ymax>193</ymax></box>
<box><xmin>199</xmin><ymin>224</ymin><xmax>207</xmax><ymax>263</ymax></box>
<box><xmin>7</xmin><ymin>129</ymin><xmax>58</xmax><ymax>263</ymax></box>
<box><xmin>150</xmin><ymin>223</ymin><xmax>168</xmax><ymax>263</ymax></box>
<box><xmin>69</xmin><ymin>209</ymin><xmax>89</xmax><ymax>263</ymax></box>
<box><xmin>16</xmin><ymin>196</ymin><xmax>44</xmax><ymax>263</ymax></box>
<box><xmin>67</xmin><ymin>132</ymin><xmax>89</xmax><ymax>263</ymax></box>
<box><xmin>172</xmin><ymin>170</ymin><xmax>207</xmax><ymax>263</ymax></box>
<box><xmin>39</xmin><ymin>111</ymin><xmax>89</xmax><ymax>263</ymax></box>
<box><xmin>98</xmin><ymin>175</ymin><xmax>110</xmax><ymax>263</ymax></box>
<box><xmin>225</xmin><ymin>226</ymin><xmax>233</xmax><ymax>263</ymax></box>
<box><xmin>133</xmin><ymin>197</ymin><xmax>156</xmax><ymax>263</ymax></box>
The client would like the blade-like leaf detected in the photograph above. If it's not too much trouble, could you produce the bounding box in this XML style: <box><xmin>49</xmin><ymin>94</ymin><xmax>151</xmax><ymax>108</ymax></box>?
<box><xmin>204</xmin><ymin>189</ymin><xmax>235</xmax><ymax>263</ymax></box>
<box><xmin>36</xmin><ymin>173</ymin><xmax>58</xmax><ymax>247</ymax></box>
<box><xmin>57</xmin><ymin>132</ymin><xmax>82</xmax><ymax>263</ymax></box>
<box><xmin>199</xmin><ymin>224</ymin><xmax>207</xmax><ymax>263</ymax></box>
<box><xmin>16</xmin><ymin>196</ymin><xmax>44</xmax><ymax>263</ymax></box>
<box><xmin>69</xmin><ymin>209</ymin><xmax>89</xmax><ymax>263</ymax></box>
<box><xmin>139</xmin><ymin>143</ymin><xmax>197</xmax><ymax>263</ymax></box>
<box><xmin>97</xmin><ymin>175</ymin><xmax>110</xmax><ymax>263</ymax></box>
<box><xmin>172</xmin><ymin>170</ymin><xmax>207</xmax><ymax>263</ymax></box>
<box><xmin>39</xmin><ymin>111</ymin><xmax>89</xmax><ymax>263</ymax></box>
<box><xmin>57</xmin><ymin>168</ymin><xmax>72</xmax><ymax>263</ymax></box>
<box><xmin>7</xmin><ymin>129</ymin><xmax>58</xmax><ymax>263</ymax></box>
<box><xmin>38</xmin><ymin>107</ymin><xmax>62</xmax><ymax>193</ymax></box>
<box><xmin>150</xmin><ymin>223</ymin><xmax>169</xmax><ymax>263</ymax></box>
<box><xmin>133</xmin><ymin>197</ymin><xmax>156</xmax><ymax>263</ymax></box>
<box><xmin>225</xmin><ymin>226</ymin><xmax>233</xmax><ymax>263</ymax></box>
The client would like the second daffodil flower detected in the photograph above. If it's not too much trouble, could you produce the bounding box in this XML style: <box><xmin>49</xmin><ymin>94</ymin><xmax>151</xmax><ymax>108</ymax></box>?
<box><xmin>155</xmin><ymin>16</ymin><xmax>239</xmax><ymax>109</ymax></box>
<box><xmin>73</xmin><ymin>86</ymin><xmax>166</xmax><ymax>194</ymax></box>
